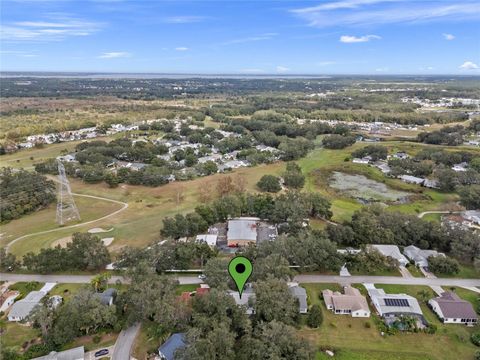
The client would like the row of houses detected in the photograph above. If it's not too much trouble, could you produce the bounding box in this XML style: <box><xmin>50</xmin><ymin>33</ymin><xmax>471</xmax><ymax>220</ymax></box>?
<box><xmin>322</xmin><ymin>284</ymin><xmax>478</xmax><ymax>327</ymax></box>
<box><xmin>368</xmin><ymin>244</ymin><xmax>445</xmax><ymax>269</ymax></box>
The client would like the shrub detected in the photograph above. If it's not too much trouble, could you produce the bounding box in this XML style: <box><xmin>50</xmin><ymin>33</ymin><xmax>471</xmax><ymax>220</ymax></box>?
<box><xmin>472</xmin><ymin>332</ymin><xmax>480</xmax><ymax>347</ymax></box>
<box><xmin>257</xmin><ymin>175</ymin><xmax>281</xmax><ymax>193</ymax></box>
<box><xmin>307</xmin><ymin>304</ymin><xmax>323</xmax><ymax>328</ymax></box>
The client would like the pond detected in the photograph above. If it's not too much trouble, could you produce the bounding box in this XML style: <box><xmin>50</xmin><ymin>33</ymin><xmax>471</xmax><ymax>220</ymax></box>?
<box><xmin>329</xmin><ymin>172</ymin><xmax>410</xmax><ymax>203</ymax></box>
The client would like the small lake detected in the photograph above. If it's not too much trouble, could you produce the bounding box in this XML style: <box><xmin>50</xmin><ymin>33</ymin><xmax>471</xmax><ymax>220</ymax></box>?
<box><xmin>329</xmin><ymin>172</ymin><xmax>410</xmax><ymax>203</ymax></box>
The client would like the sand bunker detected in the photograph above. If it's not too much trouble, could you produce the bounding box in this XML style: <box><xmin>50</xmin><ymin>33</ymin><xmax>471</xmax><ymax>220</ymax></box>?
<box><xmin>102</xmin><ymin>237</ymin><xmax>114</xmax><ymax>246</ymax></box>
<box><xmin>88</xmin><ymin>227</ymin><xmax>113</xmax><ymax>234</ymax></box>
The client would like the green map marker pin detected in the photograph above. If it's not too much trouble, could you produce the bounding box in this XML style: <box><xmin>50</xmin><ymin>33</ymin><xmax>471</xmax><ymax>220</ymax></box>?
<box><xmin>228</xmin><ymin>256</ymin><xmax>253</xmax><ymax>298</ymax></box>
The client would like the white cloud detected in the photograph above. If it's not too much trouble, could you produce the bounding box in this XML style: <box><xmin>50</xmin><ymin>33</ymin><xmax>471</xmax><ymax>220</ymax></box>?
<box><xmin>459</xmin><ymin>61</ymin><xmax>479</xmax><ymax>70</ymax></box>
<box><xmin>291</xmin><ymin>1</ymin><xmax>480</xmax><ymax>28</ymax></box>
<box><xmin>175</xmin><ymin>47</ymin><xmax>189</xmax><ymax>51</ymax></box>
<box><xmin>1</xmin><ymin>15</ymin><xmax>102</xmax><ymax>42</ymax></box>
<box><xmin>221</xmin><ymin>33</ymin><xmax>277</xmax><ymax>45</ymax></box>
<box><xmin>99</xmin><ymin>52</ymin><xmax>131</xmax><ymax>59</ymax></box>
<box><xmin>163</xmin><ymin>16</ymin><xmax>206</xmax><ymax>24</ymax></box>
<box><xmin>340</xmin><ymin>34</ymin><xmax>381</xmax><ymax>43</ymax></box>
<box><xmin>375</xmin><ymin>67</ymin><xmax>389</xmax><ymax>72</ymax></box>
<box><xmin>276</xmin><ymin>66</ymin><xmax>289</xmax><ymax>73</ymax></box>
<box><xmin>442</xmin><ymin>33</ymin><xmax>455</xmax><ymax>40</ymax></box>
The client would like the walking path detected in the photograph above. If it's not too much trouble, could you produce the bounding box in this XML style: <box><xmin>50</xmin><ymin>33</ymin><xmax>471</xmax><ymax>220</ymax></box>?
<box><xmin>5</xmin><ymin>193</ymin><xmax>128</xmax><ymax>251</ymax></box>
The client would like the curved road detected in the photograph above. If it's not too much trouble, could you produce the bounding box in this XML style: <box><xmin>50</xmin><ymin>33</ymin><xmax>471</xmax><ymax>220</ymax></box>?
<box><xmin>417</xmin><ymin>210</ymin><xmax>461</xmax><ymax>218</ymax></box>
<box><xmin>5</xmin><ymin>193</ymin><xmax>128</xmax><ymax>251</ymax></box>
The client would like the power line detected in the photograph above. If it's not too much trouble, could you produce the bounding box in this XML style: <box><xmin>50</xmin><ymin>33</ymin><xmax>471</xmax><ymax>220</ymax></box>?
<box><xmin>56</xmin><ymin>160</ymin><xmax>81</xmax><ymax>225</ymax></box>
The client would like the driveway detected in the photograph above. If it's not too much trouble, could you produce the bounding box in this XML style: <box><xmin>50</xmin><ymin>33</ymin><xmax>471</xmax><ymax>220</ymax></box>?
<box><xmin>112</xmin><ymin>323</ymin><xmax>141</xmax><ymax>360</ymax></box>
<box><xmin>85</xmin><ymin>345</ymin><xmax>114</xmax><ymax>360</ymax></box>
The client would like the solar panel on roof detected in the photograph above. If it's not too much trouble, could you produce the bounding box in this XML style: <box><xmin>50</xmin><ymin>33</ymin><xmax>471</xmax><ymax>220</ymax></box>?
<box><xmin>385</xmin><ymin>298</ymin><xmax>409</xmax><ymax>307</ymax></box>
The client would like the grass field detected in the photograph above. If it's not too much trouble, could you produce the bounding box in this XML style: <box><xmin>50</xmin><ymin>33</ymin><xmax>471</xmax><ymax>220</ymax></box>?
<box><xmin>4</xmin><ymin>138</ymin><xmax>478</xmax><ymax>257</ymax></box>
<box><xmin>0</xmin><ymin>322</ymin><xmax>41</xmax><ymax>352</ymax></box>
<box><xmin>301</xmin><ymin>283</ymin><xmax>480</xmax><ymax>360</ymax></box>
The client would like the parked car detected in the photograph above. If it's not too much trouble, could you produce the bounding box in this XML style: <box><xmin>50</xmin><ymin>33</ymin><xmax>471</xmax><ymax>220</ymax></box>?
<box><xmin>198</xmin><ymin>274</ymin><xmax>206</xmax><ymax>280</ymax></box>
<box><xmin>95</xmin><ymin>349</ymin><xmax>109</xmax><ymax>357</ymax></box>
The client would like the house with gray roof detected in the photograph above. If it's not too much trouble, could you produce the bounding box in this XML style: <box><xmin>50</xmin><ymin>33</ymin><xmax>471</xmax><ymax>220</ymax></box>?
<box><xmin>368</xmin><ymin>244</ymin><xmax>409</xmax><ymax>267</ymax></box>
<box><xmin>158</xmin><ymin>333</ymin><xmax>186</xmax><ymax>360</ymax></box>
<box><xmin>429</xmin><ymin>292</ymin><xmax>478</xmax><ymax>326</ymax></box>
<box><xmin>8</xmin><ymin>291</ymin><xmax>46</xmax><ymax>322</ymax></box>
<box><xmin>367</xmin><ymin>285</ymin><xmax>427</xmax><ymax>329</ymax></box>
<box><xmin>288</xmin><ymin>283</ymin><xmax>308</xmax><ymax>314</ymax></box>
<box><xmin>227</xmin><ymin>217</ymin><xmax>259</xmax><ymax>246</ymax></box>
<box><xmin>403</xmin><ymin>245</ymin><xmax>445</xmax><ymax>269</ymax></box>
<box><xmin>96</xmin><ymin>288</ymin><xmax>116</xmax><ymax>306</ymax></box>
<box><xmin>228</xmin><ymin>288</ymin><xmax>255</xmax><ymax>315</ymax></box>
<box><xmin>32</xmin><ymin>346</ymin><xmax>84</xmax><ymax>360</ymax></box>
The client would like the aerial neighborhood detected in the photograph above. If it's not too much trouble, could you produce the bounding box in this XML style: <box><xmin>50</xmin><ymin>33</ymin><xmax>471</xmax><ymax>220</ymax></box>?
<box><xmin>1</xmin><ymin>74</ymin><xmax>479</xmax><ymax>360</ymax></box>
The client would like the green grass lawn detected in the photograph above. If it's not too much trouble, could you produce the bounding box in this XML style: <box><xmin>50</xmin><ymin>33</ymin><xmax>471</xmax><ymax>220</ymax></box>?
<box><xmin>49</xmin><ymin>283</ymin><xmax>88</xmax><ymax>301</ymax></box>
<box><xmin>300</xmin><ymin>283</ymin><xmax>480</xmax><ymax>360</ymax></box>
<box><xmin>0</xmin><ymin>322</ymin><xmax>41</xmax><ymax>352</ymax></box>
<box><xmin>9</xmin><ymin>282</ymin><xmax>43</xmax><ymax>298</ymax></box>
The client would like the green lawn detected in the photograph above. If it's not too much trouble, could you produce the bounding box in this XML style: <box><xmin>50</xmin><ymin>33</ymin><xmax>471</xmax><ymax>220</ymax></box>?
<box><xmin>300</xmin><ymin>283</ymin><xmax>479</xmax><ymax>360</ymax></box>
<box><xmin>9</xmin><ymin>282</ymin><xmax>43</xmax><ymax>298</ymax></box>
<box><xmin>49</xmin><ymin>283</ymin><xmax>88</xmax><ymax>301</ymax></box>
<box><xmin>0</xmin><ymin>322</ymin><xmax>41</xmax><ymax>352</ymax></box>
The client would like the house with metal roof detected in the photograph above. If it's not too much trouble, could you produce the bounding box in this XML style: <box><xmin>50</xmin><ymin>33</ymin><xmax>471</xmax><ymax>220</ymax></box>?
<box><xmin>403</xmin><ymin>245</ymin><xmax>445</xmax><ymax>268</ymax></box>
<box><xmin>32</xmin><ymin>346</ymin><xmax>84</xmax><ymax>360</ymax></box>
<box><xmin>227</xmin><ymin>217</ymin><xmax>260</xmax><ymax>246</ymax></box>
<box><xmin>195</xmin><ymin>234</ymin><xmax>218</xmax><ymax>247</ymax></box>
<box><xmin>368</xmin><ymin>245</ymin><xmax>409</xmax><ymax>267</ymax></box>
<box><xmin>8</xmin><ymin>291</ymin><xmax>46</xmax><ymax>322</ymax></box>
<box><xmin>367</xmin><ymin>286</ymin><xmax>427</xmax><ymax>329</ymax></box>
<box><xmin>158</xmin><ymin>333</ymin><xmax>186</xmax><ymax>360</ymax></box>
<box><xmin>323</xmin><ymin>286</ymin><xmax>370</xmax><ymax>318</ymax></box>
<box><xmin>429</xmin><ymin>292</ymin><xmax>478</xmax><ymax>326</ymax></box>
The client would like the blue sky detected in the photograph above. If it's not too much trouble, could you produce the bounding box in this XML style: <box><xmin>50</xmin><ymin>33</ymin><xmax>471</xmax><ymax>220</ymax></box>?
<box><xmin>1</xmin><ymin>0</ymin><xmax>479</xmax><ymax>74</ymax></box>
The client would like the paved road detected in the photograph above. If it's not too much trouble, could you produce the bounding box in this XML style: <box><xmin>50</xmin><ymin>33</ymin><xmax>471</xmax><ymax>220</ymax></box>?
<box><xmin>6</xmin><ymin>193</ymin><xmax>128</xmax><ymax>251</ymax></box>
<box><xmin>417</xmin><ymin>210</ymin><xmax>461</xmax><ymax>218</ymax></box>
<box><xmin>293</xmin><ymin>275</ymin><xmax>480</xmax><ymax>287</ymax></box>
<box><xmin>2</xmin><ymin>273</ymin><xmax>478</xmax><ymax>288</ymax></box>
<box><xmin>112</xmin><ymin>323</ymin><xmax>141</xmax><ymax>360</ymax></box>
<box><xmin>0</xmin><ymin>273</ymin><xmax>202</xmax><ymax>285</ymax></box>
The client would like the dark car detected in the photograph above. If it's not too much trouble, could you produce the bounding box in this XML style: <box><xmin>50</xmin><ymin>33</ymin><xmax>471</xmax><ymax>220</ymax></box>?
<box><xmin>95</xmin><ymin>349</ymin><xmax>109</xmax><ymax>357</ymax></box>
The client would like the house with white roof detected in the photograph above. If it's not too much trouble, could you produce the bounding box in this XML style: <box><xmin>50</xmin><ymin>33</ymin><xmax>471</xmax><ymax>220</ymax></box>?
<box><xmin>403</xmin><ymin>245</ymin><xmax>445</xmax><ymax>268</ymax></box>
<box><xmin>368</xmin><ymin>244</ymin><xmax>409</xmax><ymax>267</ymax></box>
<box><xmin>196</xmin><ymin>234</ymin><xmax>218</xmax><ymax>247</ymax></box>
<box><xmin>367</xmin><ymin>285</ymin><xmax>427</xmax><ymax>329</ymax></box>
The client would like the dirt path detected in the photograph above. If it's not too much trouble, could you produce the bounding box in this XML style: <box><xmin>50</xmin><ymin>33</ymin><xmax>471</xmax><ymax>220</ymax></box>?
<box><xmin>5</xmin><ymin>193</ymin><xmax>128</xmax><ymax>251</ymax></box>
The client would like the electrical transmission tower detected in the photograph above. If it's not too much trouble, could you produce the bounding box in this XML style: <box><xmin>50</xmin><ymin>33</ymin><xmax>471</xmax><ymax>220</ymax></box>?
<box><xmin>56</xmin><ymin>161</ymin><xmax>80</xmax><ymax>225</ymax></box>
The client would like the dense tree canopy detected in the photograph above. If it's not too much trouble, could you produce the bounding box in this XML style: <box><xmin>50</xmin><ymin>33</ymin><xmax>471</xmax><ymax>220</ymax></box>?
<box><xmin>0</xmin><ymin>168</ymin><xmax>56</xmax><ymax>221</ymax></box>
